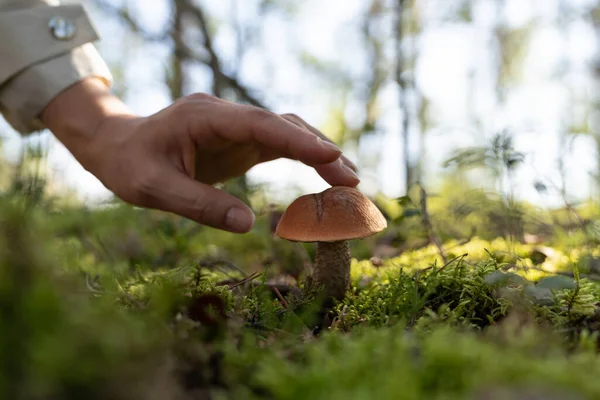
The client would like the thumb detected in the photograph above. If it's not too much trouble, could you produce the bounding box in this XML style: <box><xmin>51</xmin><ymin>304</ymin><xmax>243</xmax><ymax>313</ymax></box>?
<box><xmin>151</xmin><ymin>170</ymin><xmax>255</xmax><ymax>233</ymax></box>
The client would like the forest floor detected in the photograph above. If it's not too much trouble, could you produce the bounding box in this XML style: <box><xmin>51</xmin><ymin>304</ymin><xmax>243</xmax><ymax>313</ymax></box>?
<box><xmin>3</xmin><ymin>194</ymin><xmax>600</xmax><ymax>400</ymax></box>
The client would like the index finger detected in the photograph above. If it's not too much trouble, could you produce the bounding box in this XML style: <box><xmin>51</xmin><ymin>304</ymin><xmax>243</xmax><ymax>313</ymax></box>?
<box><xmin>188</xmin><ymin>97</ymin><xmax>344</xmax><ymax>166</ymax></box>
<box><xmin>280</xmin><ymin>113</ymin><xmax>358</xmax><ymax>172</ymax></box>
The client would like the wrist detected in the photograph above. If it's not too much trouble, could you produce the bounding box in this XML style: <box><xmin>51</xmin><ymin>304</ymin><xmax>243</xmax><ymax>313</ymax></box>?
<box><xmin>40</xmin><ymin>77</ymin><xmax>136</xmax><ymax>172</ymax></box>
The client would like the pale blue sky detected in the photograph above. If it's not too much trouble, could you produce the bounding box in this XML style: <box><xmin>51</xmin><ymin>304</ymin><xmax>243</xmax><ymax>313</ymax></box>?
<box><xmin>0</xmin><ymin>0</ymin><xmax>597</xmax><ymax>208</ymax></box>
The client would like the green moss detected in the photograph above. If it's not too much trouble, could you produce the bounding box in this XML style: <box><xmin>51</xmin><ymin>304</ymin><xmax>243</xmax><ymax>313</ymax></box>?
<box><xmin>3</xmin><ymin>191</ymin><xmax>600</xmax><ymax>399</ymax></box>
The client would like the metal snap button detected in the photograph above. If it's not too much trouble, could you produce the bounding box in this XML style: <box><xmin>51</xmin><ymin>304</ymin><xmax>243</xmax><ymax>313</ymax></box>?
<box><xmin>49</xmin><ymin>16</ymin><xmax>76</xmax><ymax>40</ymax></box>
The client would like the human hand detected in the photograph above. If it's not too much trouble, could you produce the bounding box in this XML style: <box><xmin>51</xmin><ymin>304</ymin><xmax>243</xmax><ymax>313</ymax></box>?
<box><xmin>42</xmin><ymin>78</ymin><xmax>359</xmax><ymax>233</ymax></box>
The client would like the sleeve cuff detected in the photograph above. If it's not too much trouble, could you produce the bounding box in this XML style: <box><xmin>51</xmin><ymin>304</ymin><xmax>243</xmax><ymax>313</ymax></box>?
<box><xmin>0</xmin><ymin>42</ymin><xmax>113</xmax><ymax>135</ymax></box>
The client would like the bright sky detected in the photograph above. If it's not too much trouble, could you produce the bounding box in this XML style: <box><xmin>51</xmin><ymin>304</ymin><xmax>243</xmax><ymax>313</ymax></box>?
<box><xmin>0</xmin><ymin>0</ymin><xmax>598</xmax><ymax>208</ymax></box>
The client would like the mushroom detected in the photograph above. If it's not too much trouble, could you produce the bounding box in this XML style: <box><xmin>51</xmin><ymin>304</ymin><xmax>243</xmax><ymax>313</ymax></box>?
<box><xmin>275</xmin><ymin>186</ymin><xmax>387</xmax><ymax>302</ymax></box>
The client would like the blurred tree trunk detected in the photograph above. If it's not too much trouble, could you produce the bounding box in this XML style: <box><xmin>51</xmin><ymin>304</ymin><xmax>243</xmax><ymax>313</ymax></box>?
<box><xmin>354</xmin><ymin>1</ymin><xmax>386</xmax><ymax>175</ymax></box>
<box><xmin>395</xmin><ymin>0</ymin><xmax>413</xmax><ymax>194</ymax></box>
<box><xmin>394</xmin><ymin>0</ymin><xmax>423</xmax><ymax>194</ymax></box>
<box><xmin>167</xmin><ymin>0</ymin><xmax>186</xmax><ymax>100</ymax></box>
<box><xmin>492</xmin><ymin>0</ymin><xmax>507</xmax><ymax>105</ymax></box>
<box><xmin>590</xmin><ymin>3</ymin><xmax>600</xmax><ymax>198</ymax></box>
<box><xmin>411</xmin><ymin>1</ymin><xmax>425</xmax><ymax>189</ymax></box>
<box><xmin>556</xmin><ymin>0</ymin><xmax>574</xmax><ymax>199</ymax></box>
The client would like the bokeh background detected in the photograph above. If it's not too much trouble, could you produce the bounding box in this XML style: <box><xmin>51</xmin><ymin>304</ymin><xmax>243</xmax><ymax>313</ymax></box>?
<box><xmin>2</xmin><ymin>0</ymin><xmax>599</xmax><ymax>209</ymax></box>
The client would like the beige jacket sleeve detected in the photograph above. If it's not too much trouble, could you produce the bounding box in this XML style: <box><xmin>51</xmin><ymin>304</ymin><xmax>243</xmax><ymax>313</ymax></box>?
<box><xmin>0</xmin><ymin>0</ymin><xmax>113</xmax><ymax>135</ymax></box>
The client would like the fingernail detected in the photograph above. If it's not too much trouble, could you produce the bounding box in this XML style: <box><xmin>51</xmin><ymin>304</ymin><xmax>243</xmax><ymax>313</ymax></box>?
<box><xmin>343</xmin><ymin>163</ymin><xmax>360</xmax><ymax>182</ymax></box>
<box><xmin>319</xmin><ymin>139</ymin><xmax>341</xmax><ymax>153</ymax></box>
<box><xmin>343</xmin><ymin>156</ymin><xmax>358</xmax><ymax>172</ymax></box>
<box><xmin>225</xmin><ymin>207</ymin><xmax>254</xmax><ymax>232</ymax></box>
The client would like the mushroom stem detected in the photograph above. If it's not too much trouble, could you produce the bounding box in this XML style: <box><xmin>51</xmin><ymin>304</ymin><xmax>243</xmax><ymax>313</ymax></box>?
<box><xmin>313</xmin><ymin>240</ymin><xmax>351</xmax><ymax>301</ymax></box>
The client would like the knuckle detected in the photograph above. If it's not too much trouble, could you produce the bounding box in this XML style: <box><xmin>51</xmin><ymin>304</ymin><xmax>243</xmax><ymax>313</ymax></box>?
<box><xmin>190</xmin><ymin>192</ymin><xmax>213</xmax><ymax>223</ymax></box>
<box><xmin>281</xmin><ymin>113</ymin><xmax>302</xmax><ymax>122</ymax></box>
<box><xmin>247</xmin><ymin>106</ymin><xmax>276</xmax><ymax>123</ymax></box>
<box><xmin>281</xmin><ymin>113</ymin><xmax>309</xmax><ymax>131</ymax></box>
<box><xmin>186</xmin><ymin>92</ymin><xmax>215</xmax><ymax>102</ymax></box>
<box><xmin>130</xmin><ymin>169</ymin><xmax>162</xmax><ymax>204</ymax></box>
<box><xmin>169</xmin><ymin>99</ymin><xmax>190</xmax><ymax>118</ymax></box>
<box><xmin>171</xmin><ymin>93</ymin><xmax>214</xmax><ymax>115</ymax></box>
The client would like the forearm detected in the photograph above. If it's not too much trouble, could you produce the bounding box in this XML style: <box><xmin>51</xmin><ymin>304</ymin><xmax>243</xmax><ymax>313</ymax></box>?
<box><xmin>39</xmin><ymin>77</ymin><xmax>135</xmax><ymax>171</ymax></box>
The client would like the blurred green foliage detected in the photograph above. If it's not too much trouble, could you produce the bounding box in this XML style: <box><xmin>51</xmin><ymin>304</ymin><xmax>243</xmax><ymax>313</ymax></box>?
<box><xmin>1</xmin><ymin>161</ymin><xmax>600</xmax><ymax>399</ymax></box>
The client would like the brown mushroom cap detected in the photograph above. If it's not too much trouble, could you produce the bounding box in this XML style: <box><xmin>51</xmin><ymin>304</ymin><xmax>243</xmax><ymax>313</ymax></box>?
<box><xmin>275</xmin><ymin>186</ymin><xmax>387</xmax><ymax>242</ymax></box>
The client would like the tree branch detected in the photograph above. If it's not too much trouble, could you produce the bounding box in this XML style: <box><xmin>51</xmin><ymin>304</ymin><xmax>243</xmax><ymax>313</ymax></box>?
<box><xmin>181</xmin><ymin>0</ymin><xmax>266</xmax><ymax>107</ymax></box>
<box><xmin>91</xmin><ymin>0</ymin><xmax>267</xmax><ymax>108</ymax></box>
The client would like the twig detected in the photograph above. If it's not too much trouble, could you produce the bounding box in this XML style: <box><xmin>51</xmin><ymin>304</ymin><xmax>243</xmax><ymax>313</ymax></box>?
<box><xmin>418</xmin><ymin>253</ymin><xmax>468</xmax><ymax>275</ymax></box>
<box><xmin>419</xmin><ymin>183</ymin><xmax>447</xmax><ymax>263</ymax></box>
<box><xmin>198</xmin><ymin>258</ymin><xmax>248</xmax><ymax>278</ymax></box>
<box><xmin>438</xmin><ymin>253</ymin><xmax>468</xmax><ymax>273</ymax></box>
<box><xmin>273</xmin><ymin>287</ymin><xmax>289</xmax><ymax>309</ymax></box>
<box><xmin>226</xmin><ymin>271</ymin><xmax>262</xmax><ymax>289</ymax></box>
<box><xmin>85</xmin><ymin>273</ymin><xmax>104</xmax><ymax>294</ymax></box>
